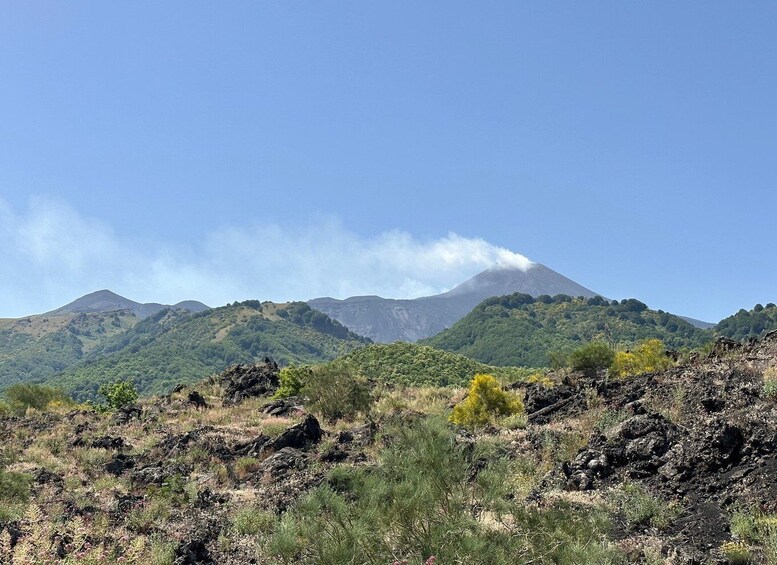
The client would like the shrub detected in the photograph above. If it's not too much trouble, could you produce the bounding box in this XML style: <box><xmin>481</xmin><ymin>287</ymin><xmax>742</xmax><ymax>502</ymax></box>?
<box><xmin>98</xmin><ymin>380</ymin><xmax>138</xmax><ymax>409</ymax></box>
<box><xmin>611</xmin><ymin>483</ymin><xmax>679</xmax><ymax>530</ymax></box>
<box><xmin>0</xmin><ymin>469</ymin><xmax>32</xmax><ymax>522</ymax></box>
<box><xmin>570</xmin><ymin>342</ymin><xmax>615</xmax><ymax>376</ymax></box>
<box><xmin>611</xmin><ymin>339</ymin><xmax>672</xmax><ymax>378</ymax></box>
<box><xmin>2</xmin><ymin>384</ymin><xmax>74</xmax><ymax>415</ymax></box>
<box><xmin>526</xmin><ymin>372</ymin><xmax>555</xmax><ymax>388</ymax></box>
<box><xmin>303</xmin><ymin>362</ymin><xmax>372</xmax><ymax>422</ymax></box>
<box><xmin>235</xmin><ymin>457</ymin><xmax>261</xmax><ymax>480</ymax></box>
<box><xmin>273</xmin><ymin>365</ymin><xmax>311</xmax><ymax>399</ymax></box>
<box><xmin>232</xmin><ymin>506</ymin><xmax>277</xmax><ymax>536</ymax></box>
<box><xmin>764</xmin><ymin>367</ymin><xmax>777</xmax><ymax>400</ymax></box>
<box><xmin>268</xmin><ymin>416</ymin><xmax>621</xmax><ymax>565</ymax></box>
<box><xmin>720</xmin><ymin>541</ymin><xmax>751</xmax><ymax>564</ymax></box>
<box><xmin>450</xmin><ymin>374</ymin><xmax>524</xmax><ymax>428</ymax></box>
<box><xmin>547</xmin><ymin>350</ymin><xmax>569</xmax><ymax>370</ymax></box>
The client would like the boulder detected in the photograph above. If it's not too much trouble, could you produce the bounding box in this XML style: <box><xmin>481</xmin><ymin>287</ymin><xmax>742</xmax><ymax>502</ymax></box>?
<box><xmin>220</xmin><ymin>360</ymin><xmax>280</xmax><ymax>404</ymax></box>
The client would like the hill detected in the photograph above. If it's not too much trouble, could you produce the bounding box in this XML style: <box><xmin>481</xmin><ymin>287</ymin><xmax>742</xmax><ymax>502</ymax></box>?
<box><xmin>0</xmin><ymin>310</ymin><xmax>140</xmax><ymax>387</ymax></box>
<box><xmin>45</xmin><ymin>289</ymin><xmax>210</xmax><ymax>318</ymax></box>
<box><xmin>0</xmin><ymin>291</ymin><xmax>209</xmax><ymax>388</ymax></box>
<box><xmin>330</xmin><ymin>342</ymin><xmax>533</xmax><ymax>387</ymax></box>
<box><xmin>309</xmin><ymin>262</ymin><xmax>601</xmax><ymax>343</ymax></box>
<box><xmin>715</xmin><ymin>302</ymin><xmax>777</xmax><ymax>340</ymax></box>
<box><xmin>421</xmin><ymin>293</ymin><xmax>712</xmax><ymax>366</ymax></box>
<box><xmin>53</xmin><ymin>301</ymin><xmax>369</xmax><ymax>400</ymax></box>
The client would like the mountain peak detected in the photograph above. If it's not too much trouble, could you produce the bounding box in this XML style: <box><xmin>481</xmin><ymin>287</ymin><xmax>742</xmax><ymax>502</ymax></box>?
<box><xmin>45</xmin><ymin>290</ymin><xmax>209</xmax><ymax>319</ymax></box>
<box><xmin>439</xmin><ymin>263</ymin><xmax>600</xmax><ymax>301</ymax></box>
<box><xmin>309</xmin><ymin>262</ymin><xmax>601</xmax><ymax>343</ymax></box>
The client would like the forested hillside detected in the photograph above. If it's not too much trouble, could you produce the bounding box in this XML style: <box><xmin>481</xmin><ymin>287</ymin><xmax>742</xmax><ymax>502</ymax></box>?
<box><xmin>421</xmin><ymin>293</ymin><xmax>712</xmax><ymax>366</ymax></box>
<box><xmin>53</xmin><ymin>301</ymin><xmax>369</xmax><ymax>400</ymax></box>
<box><xmin>0</xmin><ymin>311</ymin><xmax>139</xmax><ymax>387</ymax></box>
<box><xmin>330</xmin><ymin>342</ymin><xmax>533</xmax><ymax>387</ymax></box>
<box><xmin>715</xmin><ymin>303</ymin><xmax>777</xmax><ymax>340</ymax></box>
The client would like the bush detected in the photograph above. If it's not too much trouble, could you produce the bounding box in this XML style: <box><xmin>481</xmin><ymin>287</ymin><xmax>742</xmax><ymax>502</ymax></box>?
<box><xmin>273</xmin><ymin>365</ymin><xmax>311</xmax><ymax>399</ymax></box>
<box><xmin>0</xmin><ymin>468</ymin><xmax>32</xmax><ymax>522</ymax></box>
<box><xmin>611</xmin><ymin>482</ymin><xmax>678</xmax><ymax>530</ymax></box>
<box><xmin>764</xmin><ymin>367</ymin><xmax>777</xmax><ymax>400</ymax></box>
<box><xmin>570</xmin><ymin>342</ymin><xmax>615</xmax><ymax>376</ymax></box>
<box><xmin>303</xmin><ymin>363</ymin><xmax>372</xmax><ymax>422</ymax></box>
<box><xmin>268</xmin><ymin>416</ymin><xmax>621</xmax><ymax>564</ymax></box>
<box><xmin>98</xmin><ymin>380</ymin><xmax>138</xmax><ymax>409</ymax></box>
<box><xmin>610</xmin><ymin>339</ymin><xmax>672</xmax><ymax>378</ymax></box>
<box><xmin>720</xmin><ymin>541</ymin><xmax>751</xmax><ymax>564</ymax></box>
<box><xmin>2</xmin><ymin>384</ymin><xmax>74</xmax><ymax>415</ymax></box>
<box><xmin>232</xmin><ymin>506</ymin><xmax>277</xmax><ymax>536</ymax></box>
<box><xmin>450</xmin><ymin>374</ymin><xmax>524</xmax><ymax>428</ymax></box>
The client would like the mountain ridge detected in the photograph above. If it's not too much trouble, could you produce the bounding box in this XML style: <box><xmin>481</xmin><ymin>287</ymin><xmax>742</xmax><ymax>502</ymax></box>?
<box><xmin>44</xmin><ymin>289</ymin><xmax>210</xmax><ymax>319</ymax></box>
<box><xmin>309</xmin><ymin>262</ymin><xmax>601</xmax><ymax>343</ymax></box>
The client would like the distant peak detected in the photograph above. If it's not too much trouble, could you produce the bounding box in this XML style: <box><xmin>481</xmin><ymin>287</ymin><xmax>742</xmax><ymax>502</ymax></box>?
<box><xmin>87</xmin><ymin>289</ymin><xmax>125</xmax><ymax>299</ymax></box>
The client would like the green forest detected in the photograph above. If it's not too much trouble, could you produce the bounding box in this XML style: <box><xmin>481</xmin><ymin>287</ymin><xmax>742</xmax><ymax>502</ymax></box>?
<box><xmin>421</xmin><ymin>293</ymin><xmax>712</xmax><ymax>366</ymax></box>
<box><xmin>51</xmin><ymin>302</ymin><xmax>368</xmax><ymax>400</ymax></box>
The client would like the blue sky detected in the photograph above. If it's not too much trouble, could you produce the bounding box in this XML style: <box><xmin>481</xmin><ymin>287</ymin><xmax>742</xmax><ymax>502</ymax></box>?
<box><xmin>1</xmin><ymin>2</ymin><xmax>776</xmax><ymax>321</ymax></box>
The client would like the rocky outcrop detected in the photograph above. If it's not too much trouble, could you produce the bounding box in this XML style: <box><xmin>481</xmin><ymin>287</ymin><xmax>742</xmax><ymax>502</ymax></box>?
<box><xmin>218</xmin><ymin>360</ymin><xmax>279</xmax><ymax>404</ymax></box>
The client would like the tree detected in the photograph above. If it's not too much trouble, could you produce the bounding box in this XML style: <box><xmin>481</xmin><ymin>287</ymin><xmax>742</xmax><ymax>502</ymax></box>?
<box><xmin>2</xmin><ymin>384</ymin><xmax>74</xmax><ymax>415</ymax></box>
<box><xmin>303</xmin><ymin>363</ymin><xmax>372</xmax><ymax>422</ymax></box>
<box><xmin>570</xmin><ymin>342</ymin><xmax>615</xmax><ymax>376</ymax></box>
<box><xmin>98</xmin><ymin>380</ymin><xmax>138</xmax><ymax>409</ymax></box>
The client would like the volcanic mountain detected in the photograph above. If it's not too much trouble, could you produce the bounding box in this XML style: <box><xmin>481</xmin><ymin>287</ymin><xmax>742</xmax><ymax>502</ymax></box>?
<box><xmin>44</xmin><ymin>289</ymin><xmax>210</xmax><ymax>319</ymax></box>
<box><xmin>308</xmin><ymin>262</ymin><xmax>600</xmax><ymax>343</ymax></box>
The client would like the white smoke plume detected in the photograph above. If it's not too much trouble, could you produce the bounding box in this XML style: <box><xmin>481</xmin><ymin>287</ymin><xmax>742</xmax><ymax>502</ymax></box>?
<box><xmin>0</xmin><ymin>197</ymin><xmax>533</xmax><ymax>317</ymax></box>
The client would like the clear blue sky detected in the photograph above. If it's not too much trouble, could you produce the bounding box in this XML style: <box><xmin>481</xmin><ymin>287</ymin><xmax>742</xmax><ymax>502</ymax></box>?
<box><xmin>1</xmin><ymin>2</ymin><xmax>776</xmax><ymax>321</ymax></box>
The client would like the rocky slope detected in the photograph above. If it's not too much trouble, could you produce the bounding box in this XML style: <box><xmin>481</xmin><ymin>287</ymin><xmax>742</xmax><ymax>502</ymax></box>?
<box><xmin>0</xmin><ymin>335</ymin><xmax>775</xmax><ymax>563</ymax></box>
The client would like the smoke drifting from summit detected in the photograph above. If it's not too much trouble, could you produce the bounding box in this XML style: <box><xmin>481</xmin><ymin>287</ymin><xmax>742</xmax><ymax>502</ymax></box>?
<box><xmin>0</xmin><ymin>197</ymin><xmax>533</xmax><ymax>317</ymax></box>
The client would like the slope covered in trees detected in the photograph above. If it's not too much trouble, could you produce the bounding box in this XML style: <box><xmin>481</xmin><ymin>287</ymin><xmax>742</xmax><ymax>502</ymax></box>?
<box><xmin>330</xmin><ymin>342</ymin><xmax>532</xmax><ymax>387</ymax></box>
<box><xmin>52</xmin><ymin>301</ymin><xmax>369</xmax><ymax>400</ymax></box>
<box><xmin>0</xmin><ymin>311</ymin><xmax>139</xmax><ymax>388</ymax></box>
<box><xmin>421</xmin><ymin>293</ymin><xmax>712</xmax><ymax>366</ymax></box>
<box><xmin>715</xmin><ymin>303</ymin><xmax>777</xmax><ymax>340</ymax></box>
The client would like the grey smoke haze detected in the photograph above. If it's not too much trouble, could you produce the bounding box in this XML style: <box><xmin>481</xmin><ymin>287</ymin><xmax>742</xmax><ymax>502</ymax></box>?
<box><xmin>0</xmin><ymin>197</ymin><xmax>533</xmax><ymax>317</ymax></box>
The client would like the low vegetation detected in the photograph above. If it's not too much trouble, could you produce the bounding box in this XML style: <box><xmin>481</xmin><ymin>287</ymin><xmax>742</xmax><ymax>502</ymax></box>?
<box><xmin>1</xmin><ymin>384</ymin><xmax>75</xmax><ymax>415</ymax></box>
<box><xmin>329</xmin><ymin>342</ymin><xmax>533</xmax><ymax>387</ymax></box>
<box><xmin>1</xmin><ymin>312</ymin><xmax>776</xmax><ymax>563</ymax></box>
<box><xmin>449</xmin><ymin>373</ymin><xmax>524</xmax><ymax>428</ymax></box>
<box><xmin>270</xmin><ymin>417</ymin><xmax>620</xmax><ymax>565</ymax></box>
